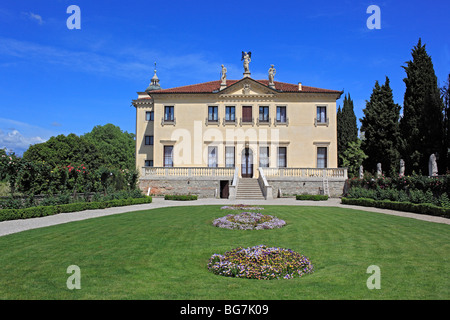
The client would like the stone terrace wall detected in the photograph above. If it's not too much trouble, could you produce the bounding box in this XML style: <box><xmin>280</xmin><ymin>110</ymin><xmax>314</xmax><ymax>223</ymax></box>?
<box><xmin>139</xmin><ymin>177</ymin><xmax>229</xmax><ymax>198</ymax></box>
<box><xmin>268</xmin><ymin>178</ymin><xmax>346</xmax><ymax>198</ymax></box>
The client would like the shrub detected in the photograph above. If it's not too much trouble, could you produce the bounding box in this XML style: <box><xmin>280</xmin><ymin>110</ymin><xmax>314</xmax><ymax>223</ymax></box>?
<box><xmin>295</xmin><ymin>194</ymin><xmax>329</xmax><ymax>201</ymax></box>
<box><xmin>164</xmin><ymin>195</ymin><xmax>198</xmax><ymax>201</ymax></box>
<box><xmin>0</xmin><ymin>196</ymin><xmax>152</xmax><ymax>222</ymax></box>
<box><xmin>341</xmin><ymin>197</ymin><xmax>450</xmax><ymax>218</ymax></box>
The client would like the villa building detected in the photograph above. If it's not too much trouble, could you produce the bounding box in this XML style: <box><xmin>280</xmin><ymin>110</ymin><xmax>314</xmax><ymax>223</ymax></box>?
<box><xmin>132</xmin><ymin>54</ymin><xmax>347</xmax><ymax>199</ymax></box>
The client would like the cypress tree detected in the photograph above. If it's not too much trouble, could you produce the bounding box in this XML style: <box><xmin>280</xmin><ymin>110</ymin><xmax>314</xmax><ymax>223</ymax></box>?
<box><xmin>337</xmin><ymin>93</ymin><xmax>358</xmax><ymax>166</ymax></box>
<box><xmin>400</xmin><ymin>38</ymin><xmax>444</xmax><ymax>175</ymax></box>
<box><xmin>442</xmin><ymin>74</ymin><xmax>450</xmax><ymax>172</ymax></box>
<box><xmin>360</xmin><ymin>77</ymin><xmax>401</xmax><ymax>175</ymax></box>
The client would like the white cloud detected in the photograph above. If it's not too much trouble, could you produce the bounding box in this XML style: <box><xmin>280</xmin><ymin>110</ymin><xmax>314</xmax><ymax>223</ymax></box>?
<box><xmin>0</xmin><ymin>129</ymin><xmax>46</xmax><ymax>155</ymax></box>
<box><xmin>0</xmin><ymin>37</ymin><xmax>232</xmax><ymax>85</ymax></box>
<box><xmin>22</xmin><ymin>12</ymin><xmax>44</xmax><ymax>25</ymax></box>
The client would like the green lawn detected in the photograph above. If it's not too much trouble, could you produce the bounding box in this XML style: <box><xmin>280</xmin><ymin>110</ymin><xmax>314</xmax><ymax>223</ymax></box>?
<box><xmin>0</xmin><ymin>205</ymin><xmax>449</xmax><ymax>299</ymax></box>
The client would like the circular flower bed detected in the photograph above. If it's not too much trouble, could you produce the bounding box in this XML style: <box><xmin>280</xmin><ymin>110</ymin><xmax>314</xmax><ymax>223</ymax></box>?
<box><xmin>207</xmin><ymin>245</ymin><xmax>314</xmax><ymax>280</ymax></box>
<box><xmin>221</xmin><ymin>204</ymin><xmax>265</xmax><ymax>211</ymax></box>
<box><xmin>212</xmin><ymin>212</ymin><xmax>286</xmax><ymax>230</ymax></box>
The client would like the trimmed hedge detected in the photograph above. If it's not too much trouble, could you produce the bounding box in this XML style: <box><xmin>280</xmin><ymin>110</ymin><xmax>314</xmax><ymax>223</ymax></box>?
<box><xmin>296</xmin><ymin>194</ymin><xmax>329</xmax><ymax>201</ymax></box>
<box><xmin>164</xmin><ymin>195</ymin><xmax>198</xmax><ymax>201</ymax></box>
<box><xmin>0</xmin><ymin>196</ymin><xmax>152</xmax><ymax>222</ymax></box>
<box><xmin>341</xmin><ymin>197</ymin><xmax>450</xmax><ymax>219</ymax></box>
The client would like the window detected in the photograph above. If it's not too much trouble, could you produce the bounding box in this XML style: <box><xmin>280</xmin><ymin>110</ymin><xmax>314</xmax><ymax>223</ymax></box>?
<box><xmin>259</xmin><ymin>147</ymin><xmax>269</xmax><ymax>167</ymax></box>
<box><xmin>225</xmin><ymin>106</ymin><xmax>235</xmax><ymax>122</ymax></box>
<box><xmin>164</xmin><ymin>146</ymin><xmax>173</xmax><ymax>167</ymax></box>
<box><xmin>146</xmin><ymin>111</ymin><xmax>154</xmax><ymax>121</ymax></box>
<box><xmin>278</xmin><ymin>147</ymin><xmax>287</xmax><ymax>168</ymax></box>
<box><xmin>317</xmin><ymin>147</ymin><xmax>327</xmax><ymax>168</ymax></box>
<box><xmin>145</xmin><ymin>135</ymin><xmax>154</xmax><ymax>146</ymax></box>
<box><xmin>225</xmin><ymin>146</ymin><xmax>235</xmax><ymax>168</ymax></box>
<box><xmin>145</xmin><ymin>160</ymin><xmax>153</xmax><ymax>167</ymax></box>
<box><xmin>317</xmin><ymin>106</ymin><xmax>327</xmax><ymax>123</ymax></box>
<box><xmin>208</xmin><ymin>146</ymin><xmax>218</xmax><ymax>168</ymax></box>
<box><xmin>276</xmin><ymin>106</ymin><xmax>286</xmax><ymax>123</ymax></box>
<box><xmin>259</xmin><ymin>106</ymin><xmax>269</xmax><ymax>122</ymax></box>
<box><xmin>242</xmin><ymin>106</ymin><xmax>252</xmax><ymax>122</ymax></box>
<box><xmin>164</xmin><ymin>106</ymin><xmax>174</xmax><ymax>121</ymax></box>
<box><xmin>208</xmin><ymin>106</ymin><xmax>218</xmax><ymax>121</ymax></box>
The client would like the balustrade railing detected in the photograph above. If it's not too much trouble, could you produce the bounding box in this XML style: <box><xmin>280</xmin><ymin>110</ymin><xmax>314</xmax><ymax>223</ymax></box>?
<box><xmin>142</xmin><ymin>167</ymin><xmax>235</xmax><ymax>177</ymax></box>
<box><xmin>260</xmin><ymin>167</ymin><xmax>347</xmax><ymax>179</ymax></box>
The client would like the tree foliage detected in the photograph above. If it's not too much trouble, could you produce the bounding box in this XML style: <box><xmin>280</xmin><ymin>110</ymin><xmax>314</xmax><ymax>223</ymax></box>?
<box><xmin>360</xmin><ymin>77</ymin><xmax>401</xmax><ymax>176</ymax></box>
<box><xmin>400</xmin><ymin>38</ymin><xmax>444</xmax><ymax>174</ymax></box>
<box><xmin>83</xmin><ymin>123</ymin><xmax>135</xmax><ymax>171</ymax></box>
<box><xmin>441</xmin><ymin>73</ymin><xmax>450</xmax><ymax>172</ymax></box>
<box><xmin>23</xmin><ymin>133</ymin><xmax>105</xmax><ymax>171</ymax></box>
<box><xmin>339</xmin><ymin>139</ymin><xmax>368</xmax><ymax>178</ymax></box>
<box><xmin>337</xmin><ymin>93</ymin><xmax>358</xmax><ymax>166</ymax></box>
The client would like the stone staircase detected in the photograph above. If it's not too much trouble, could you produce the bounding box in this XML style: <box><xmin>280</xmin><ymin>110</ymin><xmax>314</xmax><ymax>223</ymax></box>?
<box><xmin>236</xmin><ymin>178</ymin><xmax>265</xmax><ymax>200</ymax></box>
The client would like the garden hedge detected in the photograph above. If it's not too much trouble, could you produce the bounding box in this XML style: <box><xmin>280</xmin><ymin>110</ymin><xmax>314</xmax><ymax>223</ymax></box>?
<box><xmin>0</xmin><ymin>196</ymin><xmax>152</xmax><ymax>222</ymax></box>
<box><xmin>296</xmin><ymin>194</ymin><xmax>329</xmax><ymax>201</ymax></box>
<box><xmin>164</xmin><ymin>195</ymin><xmax>198</xmax><ymax>201</ymax></box>
<box><xmin>341</xmin><ymin>197</ymin><xmax>450</xmax><ymax>219</ymax></box>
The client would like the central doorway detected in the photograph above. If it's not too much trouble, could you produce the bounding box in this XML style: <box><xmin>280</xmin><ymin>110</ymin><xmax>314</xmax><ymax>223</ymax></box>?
<box><xmin>241</xmin><ymin>147</ymin><xmax>253</xmax><ymax>178</ymax></box>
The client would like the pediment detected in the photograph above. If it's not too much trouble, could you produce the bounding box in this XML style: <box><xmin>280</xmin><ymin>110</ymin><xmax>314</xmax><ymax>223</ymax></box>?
<box><xmin>219</xmin><ymin>78</ymin><xmax>277</xmax><ymax>98</ymax></box>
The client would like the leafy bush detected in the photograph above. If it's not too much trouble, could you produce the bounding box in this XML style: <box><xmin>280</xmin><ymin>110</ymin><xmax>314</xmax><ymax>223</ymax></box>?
<box><xmin>341</xmin><ymin>197</ymin><xmax>450</xmax><ymax>218</ymax></box>
<box><xmin>296</xmin><ymin>194</ymin><xmax>329</xmax><ymax>201</ymax></box>
<box><xmin>0</xmin><ymin>196</ymin><xmax>152</xmax><ymax>222</ymax></box>
<box><xmin>164</xmin><ymin>195</ymin><xmax>198</xmax><ymax>201</ymax></box>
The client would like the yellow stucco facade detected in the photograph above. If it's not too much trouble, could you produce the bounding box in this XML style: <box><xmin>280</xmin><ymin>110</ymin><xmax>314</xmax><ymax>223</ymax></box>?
<box><xmin>132</xmin><ymin>76</ymin><xmax>342</xmax><ymax>179</ymax></box>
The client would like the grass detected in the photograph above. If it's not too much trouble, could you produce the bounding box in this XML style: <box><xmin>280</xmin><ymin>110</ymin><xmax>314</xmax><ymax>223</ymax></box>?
<box><xmin>0</xmin><ymin>205</ymin><xmax>449</xmax><ymax>299</ymax></box>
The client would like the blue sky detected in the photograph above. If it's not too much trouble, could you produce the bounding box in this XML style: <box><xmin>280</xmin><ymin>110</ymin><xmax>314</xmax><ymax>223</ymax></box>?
<box><xmin>0</xmin><ymin>0</ymin><xmax>449</xmax><ymax>155</ymax></box>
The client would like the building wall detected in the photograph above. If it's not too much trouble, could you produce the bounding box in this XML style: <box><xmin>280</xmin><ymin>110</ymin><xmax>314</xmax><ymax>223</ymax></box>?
<box><xmin>134</xmin><ymin>86</ymin><xmax>339</xmax><ymax>177</ymax></box>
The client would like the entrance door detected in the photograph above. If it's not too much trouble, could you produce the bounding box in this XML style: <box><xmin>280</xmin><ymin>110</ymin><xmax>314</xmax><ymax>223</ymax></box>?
<box><xmin>220</xmin><ymin>180</ymin><xmax>229</xmax><ymax>198</ymax></box>
<box><xmin>241</xmin><ymin>148</ymin><xmax>253</xmax><ymax>178</ymax></box>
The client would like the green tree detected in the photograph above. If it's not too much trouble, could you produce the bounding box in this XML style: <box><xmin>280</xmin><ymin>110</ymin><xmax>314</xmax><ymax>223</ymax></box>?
<box><xmin>0</xmin><ymin>149</ymin><xmax>22</xmax><ymax>195</ymax></box>
<box><xmin>23</xmin><ymin>133</ymin><xmax>105</xmax><ymax>171</ymax></box>
<box><xmin>337</xmin><ymin>93</ymin><xmax>358</xmax><ymax>166</ymax></box>
<box><xmin>441</xmin><ymin>73</ymin><xmax>450</xmax><ymax>172</ymax></box>
<box><xmin>360</xmin><ymin>77</ymin><xmax>401</xmax><ymax>176</ymax></box>
<box><xmin>400</xmin><ymin>38</ymin><xmax>444</xmax><ymax>174</ymax></box>
<box><xmin>82</xmin><ymin>123</ymin><xmax>135</xmax><ymax>171</ymax></box>
<box><xmin>339</xmin><ymin>139</ymin><xmax>368</xmax><ymax>178</ymax></box>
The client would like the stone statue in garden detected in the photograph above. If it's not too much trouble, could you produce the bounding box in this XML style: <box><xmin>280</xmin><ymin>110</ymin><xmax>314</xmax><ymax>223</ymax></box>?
<box><xmin>428</xmin><ymin>153</ymin><xmax>438</xmax><ymax>176</ymax></box>
<box><xmin>399</xmin><ymin>159</ymin><xmax>405</xmax><ymax>177</ymax></box>
<box><xmin>376</xmin><ymin>163</ymin><xmax>382</xmax><ymax>177</ymax></box>
<box><xmin>359</xmin><ymin>165</ymin><xmax>364</xmax><ymax>179</ymax></box>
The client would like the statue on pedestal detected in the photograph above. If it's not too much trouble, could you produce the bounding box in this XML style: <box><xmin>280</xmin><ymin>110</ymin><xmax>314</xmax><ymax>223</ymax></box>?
<box><xmin>399</xmin><ymin>159</ymin><xmax>405</xmax><ymax>177</ymax></box>
<box><xmin>268</xmin><ymin>64</ymin><xmax>276</xmax><ymax>86</ymax></box>
<box><xmin>241</xmin><ymin>51</ymin><xmax>251</xmax><ymax>76</ymax></box>
<box><xmin>220</xmin><ymin>64</ymin><xmax>227</xmax><ymax>86</ymax></box>
<box><xmin>429</xmin><ymin>154</ymin><xmax>438</xmax><ymax>176</ymax></box>
<box><xmin>376</xmin><ymin>163</ymin><xmax>382</xmax><ymax>177</ymax></box>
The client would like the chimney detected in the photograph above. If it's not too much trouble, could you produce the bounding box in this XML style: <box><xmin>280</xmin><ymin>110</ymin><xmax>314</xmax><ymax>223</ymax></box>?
<box><xmin>298</xmin><ymin>82</ymin><xmax>302</xmax><ymax>91</ymax></box>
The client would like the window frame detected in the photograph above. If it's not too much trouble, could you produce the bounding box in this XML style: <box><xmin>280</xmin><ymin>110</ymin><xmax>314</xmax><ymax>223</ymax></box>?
<box><xmin>164</xmin><ymin>106</ymin><xmax>174</xmax><ymax>121</ymax></box>
<box><xmin>145</xmin><ymin>135</ymin><xmax>154</xmax><ymax>146</ymax></box>
<box><xmin>259</xmin><ymin>106</ymin><xmax>269</xmax><ymax>122</ymax></box>
<box><xmin>278</xmin><ymin>146</ymin><xmax>287</xmax><ymax>168</ymax></box>
<box><xmin>317</xmin><ymin>147</ymin><xmax>328</xmax><ymax>168</ymax></box>
<box><xmin>276</xmin><ymin>106</ymin><xmax>287</xmax><ymax>123</ymax></box>
<box><xmin>145</xmin><ymin>111</ymin><xmax>154</xmax><ymax>121</ymax></box>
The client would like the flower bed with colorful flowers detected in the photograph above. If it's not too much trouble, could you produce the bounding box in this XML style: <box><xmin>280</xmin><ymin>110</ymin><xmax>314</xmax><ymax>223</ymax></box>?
<box><xmin>221</xmin><ymin>204</ymin><xmax>265</xmax><ymax>211</ymax></box>
<box><xmin>212</xmin><ymin>212</ymin><xmax>286</xmax><ymax>230</ymax></box>
<box><xmin>207</xmin><ymin>245</ymin><xmax>314</xmax><ymax>280</ymax></box>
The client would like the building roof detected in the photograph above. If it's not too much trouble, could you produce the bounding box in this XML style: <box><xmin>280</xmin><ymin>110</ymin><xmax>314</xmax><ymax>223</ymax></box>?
<box><xmin>141</xmin><ymin>79</ymin><xmax>342</xmax><ymax>95</ymax></box>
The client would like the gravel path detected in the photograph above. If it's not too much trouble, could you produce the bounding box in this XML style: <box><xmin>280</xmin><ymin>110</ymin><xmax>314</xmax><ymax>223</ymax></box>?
<box><xmin>0</xmin><ymin>197</ymin><xmax>448</xmax><ymax>237</ymax></box>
